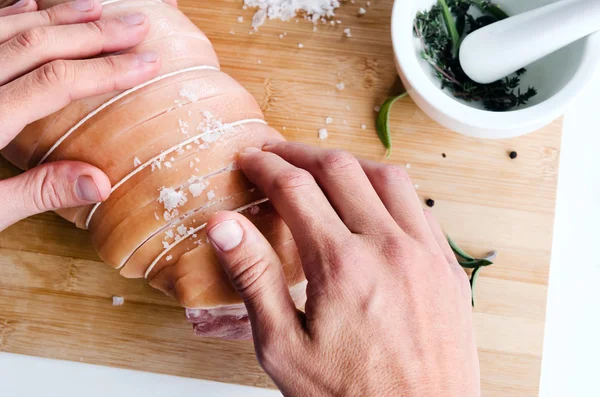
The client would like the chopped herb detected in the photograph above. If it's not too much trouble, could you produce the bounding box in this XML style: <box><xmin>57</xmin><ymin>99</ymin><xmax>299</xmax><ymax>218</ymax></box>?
<box><xmin>509</xmin><ymin>150</ymin><xmax>518</xmax><ymax>159</ymax></box>
<box><xmin>447</xmin><ymin>235</ymin><xmax>497</xmax><ymax>306</ymax></box>
<box><xmin>375</xmin><ymin>91</ymin><xmax>408</xmax><ymax>158</ymax></box>
<box><xmin>414</xmin><ymin>0</ymin><xmax>537</xmax><ymax>111</ymax></box>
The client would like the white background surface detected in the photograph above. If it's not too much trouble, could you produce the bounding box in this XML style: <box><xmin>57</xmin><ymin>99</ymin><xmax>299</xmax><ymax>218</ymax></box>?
<box><xmin>1</xmin><ymin>64</ymin><xmax>599</xmax><ymax>397</ymax></box>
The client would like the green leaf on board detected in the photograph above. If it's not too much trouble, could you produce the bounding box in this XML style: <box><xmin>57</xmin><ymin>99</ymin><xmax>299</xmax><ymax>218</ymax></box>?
<box><xmin>375</xmin><ymin>92</ymin><xmax>408</xmax><ymax>158</ymax></box>
<box><xmin>470</xmin><ymin>266</ymin><xmax>483</xmax><ymax>306</ymax></box>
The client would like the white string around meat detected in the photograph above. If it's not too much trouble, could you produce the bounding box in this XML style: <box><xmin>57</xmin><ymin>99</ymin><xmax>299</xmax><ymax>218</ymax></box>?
<box><xmin>83</xmin><ymin>117</ymin><xmax>267</xmax><ymax>229</ymax></box>
<box><xmin>143</xmin><ymin>197</ymin><xmax>269</xmax><ymax>278</ymax></box>
<box><xmin>37</xmin><ymin>65</ymin><xmax>220</xmax><ymax>166</ymax></box>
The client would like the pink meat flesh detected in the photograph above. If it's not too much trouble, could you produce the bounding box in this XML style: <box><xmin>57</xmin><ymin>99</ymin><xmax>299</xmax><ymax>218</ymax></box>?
<box><xmin>185</xmin><ymin>307</ymin><xmax>252</xmax><ymax>340</ymax></box>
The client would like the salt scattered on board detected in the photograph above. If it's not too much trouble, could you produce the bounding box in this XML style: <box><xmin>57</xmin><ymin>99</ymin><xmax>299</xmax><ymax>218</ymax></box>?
<box><xmin>318</xmin><ymin>128</ymin><xmax>328</xmax><ymax>140</ymax></box>
<box><xmin>244</xmin><ymin>0</ymin><xmax>341</xmax><ymax>28</ymax></box>
<box><xmin>112</xmin><ymin>296</ymin><xmax>124</xmax><ymax>306</ymax></box>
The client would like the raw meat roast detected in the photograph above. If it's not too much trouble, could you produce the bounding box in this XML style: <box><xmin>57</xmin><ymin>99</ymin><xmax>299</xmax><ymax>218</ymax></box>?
<box><xmin>2</xmin><ymin>0</ymin><xmax>306</xmax><ymax>339</ymax></box>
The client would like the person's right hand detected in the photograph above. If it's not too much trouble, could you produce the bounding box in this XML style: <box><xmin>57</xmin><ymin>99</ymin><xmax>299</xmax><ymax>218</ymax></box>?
<box><xmin>0</xmin><ymin>0</ymin><xmax>161</xmax><ymax>230</ymax></box>
<box><xmin>207</xmin><ymin>142</ymin><xmax>480</xmax><ymax>396</ymax></box>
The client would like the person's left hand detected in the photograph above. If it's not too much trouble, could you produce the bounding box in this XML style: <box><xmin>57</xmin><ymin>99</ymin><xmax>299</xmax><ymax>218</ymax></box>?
<box><xmin>0</xmin><ymin>0</ymin><xmax>162</xmax><ymax>231</ymax></box>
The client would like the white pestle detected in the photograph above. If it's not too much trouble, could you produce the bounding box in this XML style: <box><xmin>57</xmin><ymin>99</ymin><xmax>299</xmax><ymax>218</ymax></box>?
<box><xmin>459</xmin><ymin>0</ymin><xmax>600</xmax><ymax>84</ymax></box>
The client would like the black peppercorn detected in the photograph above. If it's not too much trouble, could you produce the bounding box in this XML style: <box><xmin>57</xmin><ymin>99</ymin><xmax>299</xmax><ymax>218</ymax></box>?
<box><xmin>442</xmin><ymin>153</ymin><xmax>446</xmax><ymax>158</ymax></box>
<box><xmin>425</xmin><ymin>198</ymin><xmax>435</xmax><ymax>208</ymax></box>
<box><xmin>509</xmin><ymin>151</ymin><xmax>517</xmax><ymax>159</ymax></box>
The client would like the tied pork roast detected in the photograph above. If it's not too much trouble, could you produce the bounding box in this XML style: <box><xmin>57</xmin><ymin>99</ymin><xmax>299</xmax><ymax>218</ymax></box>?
<box><xmin>1</xmin><ymin>0</ymin><xmax>306</xmax><ymax>340</ymax></box>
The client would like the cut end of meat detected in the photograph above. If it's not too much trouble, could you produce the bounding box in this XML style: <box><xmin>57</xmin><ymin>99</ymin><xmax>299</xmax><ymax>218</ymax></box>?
<box><xmin>184</xmin><ymin>280</ymin><xmax>308</xmax><ymax>339</ymax></box>
<box><xmin>185</xmin><ymin>305</ymin><xmax>252</xmax><ymax>340</ymax></box>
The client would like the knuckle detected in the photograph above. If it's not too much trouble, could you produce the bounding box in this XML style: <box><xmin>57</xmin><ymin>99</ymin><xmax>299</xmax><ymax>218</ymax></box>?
<box><xmin>14</xmin><ymin>28</ymin><xmax>46</xmax><ymax>52</ymax></box>
<box><xmin>30</xmin><ymin>168</ymin><xmax>67</xmax><ymax>212</ymax></box>
<box><xmin>373</xmin><ymin>163</ymin><xmax>410</xmax><ymax>185</ymax></box>
<box><xmin>272</xmin><ymin>169</ymin><xmax>315</xmax><ymax>195</ymax></box>
<box><xmin>36</xmin><ymin>9</ymin><xmax>52</xmax><ymax>25</ymax></box>
<box><xmin>36</xmin><ymin>60</ymin><xmax>72</xmax><ymax>87</ymax></box>
<box><xmin>228</xmin><ymin>256</ymin><xmax>271</xmax><ymax>300</ymax></box>
<box><xmin>87</xmin><ymin>20</ymin><xmax>105</xmax><ymax>36</ymax></box>
<box><xmin>318</xmin><ymin>150</ymin><xmax>359</xmax><ymax>173</ymax></box>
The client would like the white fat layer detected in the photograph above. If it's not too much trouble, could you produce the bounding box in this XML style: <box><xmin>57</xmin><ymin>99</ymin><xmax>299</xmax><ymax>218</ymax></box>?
<box><xmin>144</xmin><ymin>198</ymin><xmax>269</xmax><ymax>278</ymax></box>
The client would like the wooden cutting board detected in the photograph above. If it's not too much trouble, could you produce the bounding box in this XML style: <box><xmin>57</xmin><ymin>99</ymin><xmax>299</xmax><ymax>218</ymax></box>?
<box><xmin>0</xmin><ymin>1</ymin><xmax>560</xmax><ymax>395</ymax></box>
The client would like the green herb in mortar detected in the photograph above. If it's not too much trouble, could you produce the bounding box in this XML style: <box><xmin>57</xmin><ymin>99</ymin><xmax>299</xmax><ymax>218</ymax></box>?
<box><xmin>414</xmin><ymin>0</ymin><xmax>537</xmax><ymax>111</ymax></box>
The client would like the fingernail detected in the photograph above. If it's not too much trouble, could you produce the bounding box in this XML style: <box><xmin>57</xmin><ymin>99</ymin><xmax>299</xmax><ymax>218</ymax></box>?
<box><xmin>120</xmin><ymin>13</ymin><xmax>145</xmax><ymax>25</ymax></box>
<box><xmin>70</xmin><ymin>0</ymin><xmax>94</xmax><ymax>12</ymax></box>
<box><xmin>75</xmin><ymin>176</ymin><xmax>102</xmax><ymax>202</ymax></box>
<box><xmin>12</xmin><ymin>0</ymin><xmax>29</xmax><ymax>8</ymax></box>
<box><xmin>262</xmin><ymin>139</ymin><xmax>282</xmax><ymax>149</ymax></box>
<box><xmin>241</xmin><ymin>147</ymin><xmax>261</xmax><ymax>154</ymax></box>
<box><xmin>136</xmin><ymin>51</ymin><xmax>158</xmax><ymax>63</ymax></box>
<box><xmin>208</xmin><ymin>219</ymin><xmax>244</xmax><ymax>252</ymax></box>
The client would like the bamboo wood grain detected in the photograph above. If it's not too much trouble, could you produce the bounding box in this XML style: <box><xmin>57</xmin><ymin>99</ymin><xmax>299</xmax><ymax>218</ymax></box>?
<box><xmin>0</xmin><ymin>0</ymin><xmax>560</xmax><ymax>395</ymax></box>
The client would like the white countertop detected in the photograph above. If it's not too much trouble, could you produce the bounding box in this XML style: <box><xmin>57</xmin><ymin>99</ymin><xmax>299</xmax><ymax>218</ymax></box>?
<box><xmin>1</xmin><ymin>74</ymin><xmax>599</xmax><ymax>397</ymax></box>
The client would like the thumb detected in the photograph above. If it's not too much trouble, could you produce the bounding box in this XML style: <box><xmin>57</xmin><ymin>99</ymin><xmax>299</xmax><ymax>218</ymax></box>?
<box><xmin>207</xmin><ymin>211</ymin><xmax>302</xmax><ymax>343</ymax></box>
<box><xmin>0</xmin><ymin>160</ymin><xmax>110</xmax><ymax>230</ymax></box>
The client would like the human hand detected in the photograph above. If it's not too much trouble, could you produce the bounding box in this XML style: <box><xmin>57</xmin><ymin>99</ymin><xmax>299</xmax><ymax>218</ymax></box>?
<box><xmin>0</xmin><ymin>0</ymin><xmax>161</xmax><ymax>230</ymax></box>
<box><xmin>206</xmin><ymin>142</ymin><xmax>480</xmax><ymax>396</ymax></box>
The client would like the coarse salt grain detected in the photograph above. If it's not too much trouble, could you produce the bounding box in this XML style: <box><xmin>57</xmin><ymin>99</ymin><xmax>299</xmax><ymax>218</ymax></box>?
<box><xmin>179</xmin><ymin>87</ymin><xmax>200</xmax><ymax>103</ymax></box>
<box><xmin>207</xmin><ymin>190</ymin><xmax>216</xmax><ymax>200</ymax></box>
<box><xmin>112</xmin><ymin>296</ymin><xmax>124</xmax><ymax>306</ymax></box>
<box><xmin>158</xmin><ymin>187</ymin><xmax>187</xmax><ymax>211</ymax></box>
<box><xmin>177</xmin><ymin>225</ymin><xmax>187</xmax><ymax>236</ymax></box>
<box><xmin>188</xmin><ymin>181</ymin><xmax>208</xmax><ymax>197</ymax></box>
<box><xmin>237</xmin><ymin>16</ymin><xmax>244</xmax><ymax>23</ymax></box>
<box><xmin>406</xmin><ymin>163</ymin><xmax>411</xmax><ymax>169</ymax></box>
<box><xmin>361</xmin><ymin>124</ymin><xmax>366</xmax><ymax>130</ymax></box>
<box><xmin>243</xmin><ymin>0</ymin><xmax>342</xmax><ymax>28</ymax></box>
<box><xmin>298</xmin><ymin>43</ymin><xmax>304</xmax><ymax>48</ymax></box>
<box><xmin>325</xmin><ymin>117</ymin><xmax>333</xmax><ymax>124</ymax></box>
<box><xmin>335</xmin><ymin>82</ymin><xmax>345</xmax><ymax>91</ymax></box>
<box><xmin>343</xmin><ymin>27</ymin><xmax>351</xmax><ymax>37</ymax></box>
<box><xmin>133</xmin><ymin>157</ymin><xmax>141</xmax><ymax>167</ymax></box>
<box><xmin>318</xmin><ymin>128</ymin><xmax>328</xmax><ymax>140</ymax></box>
<box><xmin>162</xmin><ymin>241</ymin><xmax>169</xmax><ymax>249</ymax></box>
<box><xmin>166</xmin><ymin>255</ymin><xmax>173</xmax><ymax>261</ymax></box>
<box><xmin>358</xmin><ymin>7</ymin><xmax>366</xmax><ymax>15</ymax></box>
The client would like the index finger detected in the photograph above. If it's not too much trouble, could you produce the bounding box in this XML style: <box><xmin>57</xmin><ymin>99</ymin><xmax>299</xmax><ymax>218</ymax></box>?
<box><xmin>0</xmin><ymin>0</ymin><xmax>101</xmax><ymax>43</ymax></box>
<box><xmin>238</xmin><ymin>147</ymin><xmax>351</xmax><ymax>275</ymax></box>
